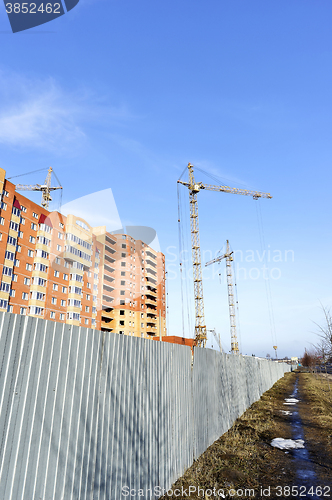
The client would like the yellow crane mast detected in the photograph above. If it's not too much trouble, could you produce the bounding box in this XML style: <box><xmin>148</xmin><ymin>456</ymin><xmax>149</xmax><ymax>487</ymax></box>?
<box><xmin>177</xmin><ymin>163</ymin><xmax>272</xmax><ymax>348</ymax></box>
<box><xmin>206</xmin><ymin>240</ymin><xmax>239</xmax><ymax>354</ymax></box>
<box><xmin>15</xmin><ymin>167</ymin><xmax>62</xmax><ymax>210</ymax></box>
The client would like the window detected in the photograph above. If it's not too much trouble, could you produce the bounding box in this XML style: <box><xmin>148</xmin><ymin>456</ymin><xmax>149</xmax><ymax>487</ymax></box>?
<box><xmin>70</xmin><ymin>273</ymin><xmax>83</xmax><ymax>283</ymax></box>
<box><xmin>20</xmin><ymin>307</ymin><xmax>27</xmax><ymax>315</ymax></box>
<box><xmin>12</xmin><ymin>274</ymin><xmax>17</xmax><ymax>282</ymax></box>
<box><xmin>53</xmin><ymin>284</ymin><xmax>58</xmax><ymax>291</ymax></box>
<box><xmin>85</xmin><ymin>319</ymin><xmax>89</xmax><ymax>325</ymax></box>
<box><xmin>64</xmin><ymin>261</ymin><xmax>69</xmax><ymax>268</ymax></box>
<box><xmin>32</xmin><ymin>212</ymin><xmax>38</xmax><ymax>218</ymax></box>
<box><xmin>120</xmin><ymin>300</ymin><xmax>125</xmax><ymax>305</ymax></box>
<box><xmin>87</xmin><ymin>283</ymin><xmax>91</xmax><ymax>289</ymax></box>
<box><xmin>86</xmin><ymin>294</ymin><xmax>90</xmax><ymax>300</ymax></box>
<box><xmin>57</xmin><ymin>245</ymin><xmax>62</xmax><ymax>252</ymax></box>
<box><xmin>28</xmin><ymin>249</ymin><xmax>34</xmax><ymax>257</ymax></box>
<box><xmin>92</xmin><ymin>306</ymin><xmax>96</xmax><ymax>314</ymax></box>
<box><xmin>67</xmin><ymin>312</ymin><xmax>80</xmax><ymax>321</ymax></box>
<box><xmin>55</xmin><ymin>257</ymin><xmax>61</xmax><ymax>265</ymax></box>
<box><xmin>29</xmin><ymin>236</ymin><xmax>36</xmax><ymax>244</ymax></box>
<box><xmin>121</xmin><ymin>244</ymin><xmax>126</xmax><ymax>249</ymax></box>
<box><xmin>36</xmin><ymin>249</ymin><xmax>49</xmax><ymax>259</ymax></box>
<box><xmin>62</xmin><ymin>286</ymin><xmax>67</xmax><ymax>293</ymax></box>
<box><xmin>50</xmin><ymin>311</ymin><xmax>56</xmax><ymax>319</ymax></box>
<box><xmin>58</xmin><ymin>232</ymin><xmax>63</xmax><ymax>239</ymax></box>
<box><xmin>121</xmin><ymin>271</ymin><xmax>125</xmax><ymax>276</ymax></box>
<box><xmin>60</xmin><ymin>299</ymin><xmax>66</xmax><ymax>307</ymax></box>
<box><xmin>2</xmin><ymin>190</ymin><xmax>8</xmax><ymax>197</ymax></box>
<box><xmin>10</xmin><ymin>221</ymin><xmax>18</xmax><ymax>231</ymax></box>
<box><xmin>54</xmin><ymin>270</ymin><xmax>60</xmax><ymax>277</ymax></box>
<box><xmin>51</xmin><ymin>297</ymin><xmax>57</xmax><ymax>305</ymax></box>
<box><xmin>34</xmin><ymin>263</ymin><xmax>47</xmax><ymax>272</ymax></box>
<box><xmin>31</xmin><ymin>222</ymin><xmax>37</xmax><ymax>231</ymax></box>
<box><xmin>24</xmin><ymin>278</ymin><xmax>30</xmax><ymax>285</ymax></box>
<box><xmin>141</xmin><ymin>323</ymin><xmax>144</xmax><ymax>328</ymax></box>
<box><xmin>120</xmin><ymin>290</ymin><xmax>125</xmax><ymax>296</ymax></box>
<box><xmin>14</xmin><ymin>259</ymin><xmax>20</xmax><ymax>267</ymax></box>
<box><xmin>91</xmin><ymin>319</ymin><xmax>96</xmax><ymax>326</ymax></box>
<box><xmin>93</xmin><ymin>295</ymin><xmax>97</xmax><ymax>302</ymax></box>
<box><xmin>33</xmin><ymin>277</ymin><xmax>46</xmax><ymax>286</ymax></box>
<box><xmin>38</xmin><ymin>236</ymin><xmax>51</xmax><ymax>246</ymax></box>
<box><xmin>63</xmin><ymin>273</ymin><xmax>68</xmax><ymax>280</ymax></box>
<box><xmin>1</xmin><ymin>202</ymin><xmax>7</xmax><ymax>211</ymax></box>
<box><xmin>121</xmin><ymin>280</ymin><xmax>125</xmax><ymax>286</ymax></box>
<box><xmin>122</xmin><ymin>235</ymin><xmax>126</xmax><ymax>240</ymax></box>
<box><xmin>21</xmin><ymin>206</ymin><xmax>27</xmax><ymax>213</ymax></box>
<box><xmin>3</xmin><ymin>266</ymin><xmax>12</xmax><ymax>276</ymax></box>
<box><xmin>7</xmin><ymin>235</ymin><xmax>17</xmax><ymax>246</ymax></box>
<box><xmin>10</xmin><ymin>289</ymin><xmax>15</xmax><ymax>297</ymax></box>
<box><xmin>60</xmin><ymin>313</ymin><xmax>64</xmax><ymax>320</ymax></box>
<box><xmin>5</xmin><ymin>251</ymin><xmax>14</xmax><ymax>261</ymax></box>
<box><xmin>26</xmin><ymin>263</ymin><xmax>32</xmax><ymax>271</ymax></box>
<box><xmin>20</xmin><ymin>217</ymin><xmax>25</xmax><ymax>225</ymax></box>
<box><xmin>141</xmin><ymin>313</ymin><xmax>144</xmax><ymax>318</ymax></box>
<box><xmin>69</xmin><ymin>286</ymin><xmax>82</xmax><ymax>295</ymax></box>
<box><xmin>93</xmin><ymin>284</ymin><xmax>98</xmax><ymax>291</ymax></box>
<box><xmin>0</xmin><ymin>300</ymin><xmax>8</xmax><ymax>309</ymax></box>
<box><xmin>121</xmin><ymin>253</ymin><xmax>126</xmax><ymax>258</ymax></box>
<box><xmin>17</xmin><ymin>245</ymin><xmax>21</xmax><ymax>253</ymax></box>
<box><xmin>30</xmin><ymin>306</ymin><xmax>43</xmax><ymax>316</ymax></box>
<box><xmin>68</xmin><ymin>299</ymin><xmax>81</xmax><ymax>308</ymax></box>
<box><xmin>59</xmin><ymin>222</ymin><xmax>64</xmax><ymax>228</ymax></box>
<box><xmin>8</xmin><ymin>305</ymin><xmax>13</xmax><ymax>313</ymax></box>
<box><xmin>30</xmin><ymin>291</ymin><xmax>45</xmax><ymax>301</ymax></box>
<box><xmin>120</xmin><ymin>320</ymin><xmax>125</xmax><ymax>326</ymax></box>
<box><xmin>18</xmin><ymin>231</ymin><xmax>23</xmax><ymax>238</ymax></box>
<box><xmin>0</xmin><ymin>217</ymin><xmax>4</xmax><ymax>225</ymax></box>
<box><xmin>121</xmin><ymin>262</ymin><xmax>126</xmax><ymax>267</ymax></box>
<box><xmin>22</xmin><ymin>292</ymin><xmax>28</xmax><ymax>300</ymax></box>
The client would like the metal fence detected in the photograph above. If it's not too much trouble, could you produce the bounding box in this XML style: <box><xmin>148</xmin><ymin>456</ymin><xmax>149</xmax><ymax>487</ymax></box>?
<box><xmin>0</xmin><ymin>312</ymin><xmax>290</xmax><ymax>499</ymax></box>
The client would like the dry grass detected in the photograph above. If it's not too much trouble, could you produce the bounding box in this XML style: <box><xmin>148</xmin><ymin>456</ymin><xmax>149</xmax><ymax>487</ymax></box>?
<box><xmin>159</xmin><ymin>372</ymin><xmax>297</xmax><ymax>499</ymax></box>
<box><xmin>298</xmin><ymin>372</ymin><xmax>332</xmax><ymax>474</ymax></box>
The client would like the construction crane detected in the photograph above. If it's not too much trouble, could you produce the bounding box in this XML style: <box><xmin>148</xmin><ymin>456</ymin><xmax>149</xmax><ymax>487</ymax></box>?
<box><xmin>206</xmin><ymin>240</ymin><xmax>239</xmax><ymax>354</ymax></box>
<box><xmin>15</xmin><ymin>167</ymin><xmax>62</xmax><ymax>210</ymax></box>
<box><xmin>208</xmin><ymin>328</ymin><xmax>223</xmax><ymax>352</ymax></box>
<box><xmin>177</xmin><ymin>163</ymin><xmax>272</xmax><ymax>348</ymax></box>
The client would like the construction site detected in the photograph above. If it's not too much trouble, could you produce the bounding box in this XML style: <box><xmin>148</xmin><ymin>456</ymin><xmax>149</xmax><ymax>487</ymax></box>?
<box><xmin>0</xmin><ymin>162</ymin><xmax>294</xmax><ymax>500</ymax></box>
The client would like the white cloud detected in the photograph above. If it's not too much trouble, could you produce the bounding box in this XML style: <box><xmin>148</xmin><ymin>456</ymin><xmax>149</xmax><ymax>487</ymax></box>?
<box><xmin>0</xmin><ymin>71</ymin><xmax>133</xmax><ymax>154</ymax></box>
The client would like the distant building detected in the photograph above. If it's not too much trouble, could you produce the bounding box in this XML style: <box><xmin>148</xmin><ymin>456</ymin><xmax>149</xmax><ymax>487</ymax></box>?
<box><xmin>0</xmin><ymin>168</ymin><xmax>166</xmax><ymax>339</ymax></box>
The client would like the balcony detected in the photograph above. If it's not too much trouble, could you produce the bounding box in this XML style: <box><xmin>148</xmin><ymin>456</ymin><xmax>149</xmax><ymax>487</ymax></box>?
<box><xmin>145</xmin><ymin>297</ymin><xmax>157</xmax><ymax>306</ymax></box>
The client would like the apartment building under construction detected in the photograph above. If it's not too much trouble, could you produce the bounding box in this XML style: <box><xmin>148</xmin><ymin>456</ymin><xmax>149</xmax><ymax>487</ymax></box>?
<box><xmin>0</xmin><ymin>168</ymin><xmax>166</xmax><ymax>339</ymax></box>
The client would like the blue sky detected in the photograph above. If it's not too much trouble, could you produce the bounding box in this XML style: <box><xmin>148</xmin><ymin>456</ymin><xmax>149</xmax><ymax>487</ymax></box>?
<box><xmin>0</xmin><ymin>0</ymin><xmax>331</xmax><ymax>358</ymax></box>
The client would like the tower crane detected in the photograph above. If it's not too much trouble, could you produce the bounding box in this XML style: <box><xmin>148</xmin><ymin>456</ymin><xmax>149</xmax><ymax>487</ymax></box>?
<box><xmin>177</xmin><ymin>163</ymin><xmax>272</xmax><ymax>348</ymax></box>
<box><xmin>206</xmin><ymin>240</ymin><xmax>239</xmax><ymax>354</ymax></box>
<box><xmin>15</xmin><ymin>167</ymin><xmax>62</xmax><ymax>210</ymax></box>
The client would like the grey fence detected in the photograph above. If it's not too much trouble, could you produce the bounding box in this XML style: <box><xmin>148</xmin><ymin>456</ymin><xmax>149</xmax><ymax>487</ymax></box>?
<box><xmin>0</xmin><ymin>312</ymin><xmax>290</xmax><ymax>499</ymax></box>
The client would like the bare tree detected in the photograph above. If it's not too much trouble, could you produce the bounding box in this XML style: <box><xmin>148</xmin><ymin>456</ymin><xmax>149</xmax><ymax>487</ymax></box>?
<box><xmin>313</xmin><ymin>304</ymin><xmax>332</xmax><ymax>361</ymax></box>
<box><xmin>301</xmin><ymin>349</ymin><xmax>317</xmax><ymax>372</ymax></box>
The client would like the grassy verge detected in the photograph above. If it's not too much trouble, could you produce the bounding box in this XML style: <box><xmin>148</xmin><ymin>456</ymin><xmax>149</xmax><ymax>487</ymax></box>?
<box><xmin>297</xmin><ymin>372</ymin><xmax>332</xmax><ymax>484</ymax></box>
<box><xmin>159</xmin><ymin>371</ymin><xmax>298</xmax><ymax>499</ymax></box>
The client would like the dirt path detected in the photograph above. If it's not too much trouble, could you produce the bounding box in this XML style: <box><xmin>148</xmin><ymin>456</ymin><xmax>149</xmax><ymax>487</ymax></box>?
<box><xmin>158</xmin><ymin>372</ymin><xmax>332</xmax><ymax>499</ymax></box>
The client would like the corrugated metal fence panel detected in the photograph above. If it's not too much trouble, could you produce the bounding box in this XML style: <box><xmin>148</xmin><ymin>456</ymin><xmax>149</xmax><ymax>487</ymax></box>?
<box><xmin>0</xmin><ymin>312</ymin><xmax>290</xmax><ymax>499</ymax></box>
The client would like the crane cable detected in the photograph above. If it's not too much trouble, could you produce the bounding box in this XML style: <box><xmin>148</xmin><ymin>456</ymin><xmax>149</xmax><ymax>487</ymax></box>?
<box><xmin>177</xmin><ymin>183</ymin><xmax>185</xmax><ymax>337</ymax></box>
<box><xmin>255</xmin><ymin>200</ymin><xmax>278</xmax><ymax>349</ymax></box>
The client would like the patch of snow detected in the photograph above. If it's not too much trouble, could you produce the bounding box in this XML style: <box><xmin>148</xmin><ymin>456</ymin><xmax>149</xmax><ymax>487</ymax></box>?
<box><xmin>284</xmin><ymin>398</ymin><xmax>300</xmax><ymax>403</ymax></box>
<box><xmin>271</xmin><ymin>438</ymin><xmax>305</xmax><ymax>450</ymax></box>
<box><xmin>280</xmin><ymin>410</ymin><xmax>292</xmax><ymax>415</ymax></box>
